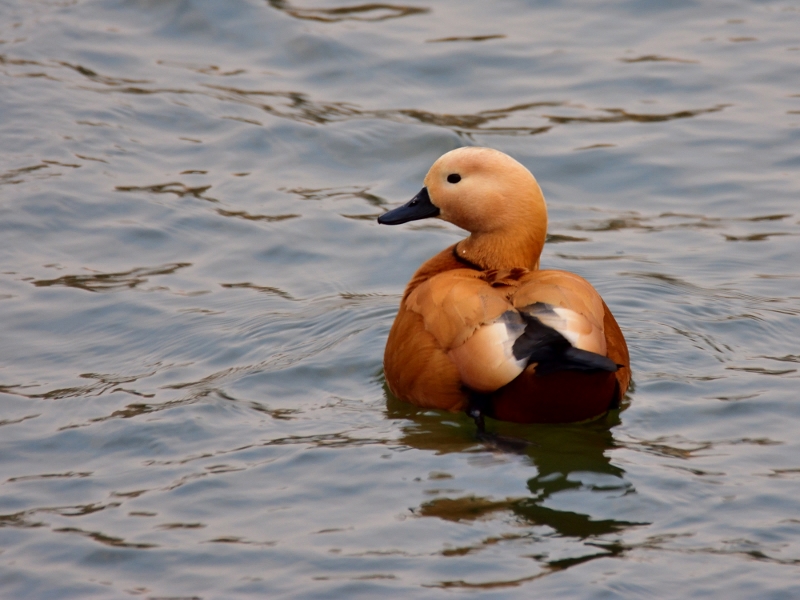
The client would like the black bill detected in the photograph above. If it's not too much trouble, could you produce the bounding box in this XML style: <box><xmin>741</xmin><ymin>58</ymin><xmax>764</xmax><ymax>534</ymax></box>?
<box><xmin>377</xmin><ymin>187</ymin><xmax>440</xmax><ymax>225</ymax></box>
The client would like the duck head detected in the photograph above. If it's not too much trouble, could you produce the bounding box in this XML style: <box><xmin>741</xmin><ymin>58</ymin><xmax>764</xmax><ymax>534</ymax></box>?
<box><xmin>379</xmin><ymin>147</ymin><xmax>548</xmax><ymax>271</ymax></box>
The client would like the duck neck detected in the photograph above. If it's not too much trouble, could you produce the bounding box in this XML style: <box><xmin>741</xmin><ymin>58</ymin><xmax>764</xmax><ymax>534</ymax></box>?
<box><xmin>455</xmin><ymin>226</ymin><xmax>544</xmax><ymax>272</ymax></box>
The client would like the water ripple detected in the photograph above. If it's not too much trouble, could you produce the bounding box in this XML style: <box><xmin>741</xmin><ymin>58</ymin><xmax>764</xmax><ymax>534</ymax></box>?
<box><xmin>32</xmin><ymin>263</ymin><xmax>191</xmax><ymax>293</ymax></box>
<box><xmin>1</xmin><ymin>50</ymin><xmax>732</xmax><ymax>137</ymax></box>
<box><xmin>2</xmin><ymin>0</ymin><xmax>799</xmax><ymax>596</ymax></box>
<box><xmin>267</xmin><ymin>0</ymin><xmax>429</xmax><ymax>23</ymax></box>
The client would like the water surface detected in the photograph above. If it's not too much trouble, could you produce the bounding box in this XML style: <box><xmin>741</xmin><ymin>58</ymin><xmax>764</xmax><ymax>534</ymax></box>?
<box><xmin>1</xmin><ymin>0</ymin><xmax>799</xmax><ymax>597</ymax></box>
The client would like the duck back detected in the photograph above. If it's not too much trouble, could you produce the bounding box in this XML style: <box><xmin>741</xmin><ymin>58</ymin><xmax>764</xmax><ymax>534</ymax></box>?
<box><xmin>383</xmin><ymin>245</ymin><xmax>630</xmax><ymax>423</ymax></box>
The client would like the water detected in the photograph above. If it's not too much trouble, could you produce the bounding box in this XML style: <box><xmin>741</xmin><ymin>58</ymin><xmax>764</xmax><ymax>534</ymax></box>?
<box><xmin>1</xmin><ymin>0</ymin><xmax>799</xmax><ymax>597</ymax></box>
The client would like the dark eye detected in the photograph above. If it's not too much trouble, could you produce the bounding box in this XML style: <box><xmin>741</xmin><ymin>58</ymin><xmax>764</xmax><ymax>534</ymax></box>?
<box><xmin>447</xmin><ymin>173</ymin><xmax>461</xmax><ymax>184</ymax></box>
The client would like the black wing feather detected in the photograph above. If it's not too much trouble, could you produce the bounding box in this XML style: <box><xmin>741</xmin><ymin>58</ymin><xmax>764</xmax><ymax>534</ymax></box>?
<box><xmin>512</xmin><ymin>303</ymin><xmax>618</xmax><ymax>375</ymax></box>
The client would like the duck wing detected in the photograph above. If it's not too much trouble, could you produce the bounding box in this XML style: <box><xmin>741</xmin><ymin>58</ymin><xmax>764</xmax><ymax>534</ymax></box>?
<box><xmin>509</xmin><ymin>269</ymin><xmax>620</xmax><ymax>374</ymax></box>
<box><xmin>405</xmin><ymin>268</ymin><xmax>622</xmax><ymax>395</ymax></box>
<box><xmin>405</xmin><ymin>269</ymin><xmax>526</xmax><ymax>392</ymax></box>
<box><xmin>513</xmin><ymin>302</ymin><xmax>618</xmax><ymax>375</ymax></box>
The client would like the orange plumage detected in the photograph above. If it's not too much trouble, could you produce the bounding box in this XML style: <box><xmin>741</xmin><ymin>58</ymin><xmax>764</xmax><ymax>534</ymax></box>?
<box><xmin>379</xmin><ymin>147</ymin><xmax>630</xmax><ymax>424</ymax></box>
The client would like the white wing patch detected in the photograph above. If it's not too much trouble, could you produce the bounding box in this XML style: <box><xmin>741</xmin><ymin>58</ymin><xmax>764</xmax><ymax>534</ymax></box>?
<box><xmin>447</xmin><ymin>312</ymin><xmax>528</xmax><ymax>393</ymax></box>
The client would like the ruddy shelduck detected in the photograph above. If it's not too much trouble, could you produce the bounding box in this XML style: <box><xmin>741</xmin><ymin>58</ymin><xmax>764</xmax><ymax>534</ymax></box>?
<box><xmin>378</xmin><ymin>147</ymin><xmax>630</xmax><ymax>426</ymax></box>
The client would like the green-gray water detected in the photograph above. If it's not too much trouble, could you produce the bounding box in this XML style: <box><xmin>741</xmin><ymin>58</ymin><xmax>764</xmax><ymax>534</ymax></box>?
<box><xmin>1</xmin><ymin>0</ymin><xmax>799</xmax><ymax>597</ymax></box>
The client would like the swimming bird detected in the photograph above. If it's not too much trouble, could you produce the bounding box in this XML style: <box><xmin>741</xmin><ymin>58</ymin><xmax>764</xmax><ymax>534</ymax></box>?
<box><xmin>378</xmin><ymin>147</ymin><xmax>630</xmax><ymax>426</ymax></box>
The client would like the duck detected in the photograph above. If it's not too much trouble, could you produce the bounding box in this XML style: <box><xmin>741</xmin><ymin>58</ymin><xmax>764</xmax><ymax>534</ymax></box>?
<box><xmin>378</xmin><ymin>147</ymin><xmax>630</xmax><ymax>427</ymax></box>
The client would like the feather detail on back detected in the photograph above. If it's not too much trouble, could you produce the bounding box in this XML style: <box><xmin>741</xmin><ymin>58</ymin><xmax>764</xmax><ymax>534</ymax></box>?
<box><xmin>399</xmin><ymin>264</ymin><xmax>619</xmax><ymax>399</ymax></box>
<box><xmin>405</xmin><ymin>269</ymin><xmax>513</xmax><ymax>350</ymax></box>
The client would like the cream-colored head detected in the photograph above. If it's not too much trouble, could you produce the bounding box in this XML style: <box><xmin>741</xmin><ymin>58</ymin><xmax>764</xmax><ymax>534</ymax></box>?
<box><xmin>424</xmin><ymin>147</ymin><xmax>548</xmax><ymax>271</ymax></box>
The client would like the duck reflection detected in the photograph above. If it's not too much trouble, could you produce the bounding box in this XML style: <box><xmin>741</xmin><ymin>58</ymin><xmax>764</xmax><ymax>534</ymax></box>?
<box><xmin>385</xmin><ymin>387</ymin><xmax>645</xmax><ymax>543</ymax></box>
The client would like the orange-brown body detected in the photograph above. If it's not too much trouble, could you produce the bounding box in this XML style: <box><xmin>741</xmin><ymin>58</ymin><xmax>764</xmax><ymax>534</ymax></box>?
<box><xmin>384</xmin><ymin>246</ymin><xmax>630</xmax><ymax>423</ymax></box>
<box><xmin>379</xmin><ymin>147</ymin><xmax>630</xmax><ymax>424</ymax></box>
